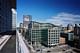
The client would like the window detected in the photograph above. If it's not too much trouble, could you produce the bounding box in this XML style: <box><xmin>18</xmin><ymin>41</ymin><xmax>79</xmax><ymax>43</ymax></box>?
<box><xmin>0</xmin><ymin>7</ymin><xmax>1</xmax><ymax>10</ymax></box>
<box><xmin>0</xmin><ymin>16</ymin><xmax>1</xmax><ymax>18</ymax></box>
<box><xmin>0</xmin><ymin>2</ymin><xmax>1</xmax><ymax>6</ymax></box>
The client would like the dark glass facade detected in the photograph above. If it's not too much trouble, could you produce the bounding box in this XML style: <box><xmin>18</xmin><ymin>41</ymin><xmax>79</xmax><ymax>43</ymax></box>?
<box><xmin>0</xmin><ymin>0</ymin><xmax>16</xmax><ymax>33</ymax></box>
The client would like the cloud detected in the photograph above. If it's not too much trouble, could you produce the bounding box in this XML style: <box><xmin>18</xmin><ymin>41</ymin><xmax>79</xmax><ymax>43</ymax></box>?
<box><xmin>44</xmin><ymin>12</ymin><xmax>80</xmax><ymax>26</ymax></box>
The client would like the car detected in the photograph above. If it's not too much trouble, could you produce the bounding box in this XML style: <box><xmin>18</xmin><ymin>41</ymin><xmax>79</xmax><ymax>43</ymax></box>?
<box><xmin>47</xmin><ymin>50</ymin><xmax>51</xmax><ymax>53</ymax></box>
<box><xmin>36</xmin><ymin>49</ymin><xmax>40</xmax><ymax>51</ymax></box>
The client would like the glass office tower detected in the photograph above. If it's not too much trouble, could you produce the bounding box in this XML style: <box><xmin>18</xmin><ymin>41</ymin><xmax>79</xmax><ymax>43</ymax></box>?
<box><xmin>0</xmin><ymin>0</ymin><xmax>16</xmax><ymax>33</ymax></box>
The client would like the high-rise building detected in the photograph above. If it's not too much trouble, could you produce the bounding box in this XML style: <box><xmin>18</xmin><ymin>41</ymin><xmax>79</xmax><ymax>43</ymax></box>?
<box><xmin>65</xmin><ymin>24</ymin><xmax>80</xmax><ymax>48</ymax></box>
<box><xmin>20</xmin><ymin>23</ymin><xmax>23</xmax><ymax>28</ymax></box>
<box><xmin>28</xmin><ymin>21</ymin><xmax>61</xmax><ymax>47</ymax></box>
<box><xmin>67</xmin><ymin>24</ymin><xmax>74</xmax><ymax>31</ymax></box>
<box><xmin>74</xmin><ymin>24</ymin><xmax>80</xmax><ymax>49</ymax></box>
<box><xmin>11</xmin><ymin>8</ymin><xmax>16</xmax><ymax>30</ymax></box>
<box><xmin>19</xmin><ymin>23</ymin><xmax>23</xmax><ymax>33</ymax></box>
<box><xmin>23</xmin><ymin>15</ymin><xmax>32</xmax><ymax>29</ymax></box>
<box><xmin>0</xmin><ymin>0</ymin><xmax>16</xmax><ymax>33</ymax></box>
<box><xmin>74</xmin><ymin>24</ymin><xmax>79</xmax><ymax>36</ymax></box>
<box><xmin>79</xmin><ymin>24</ymin><xmax>80</xmax><ymax>48</ymax></box>
<box><xmin>28</xmin><ymin>21</ymin><xmax>55</xmax><ymax>48</ymax></box>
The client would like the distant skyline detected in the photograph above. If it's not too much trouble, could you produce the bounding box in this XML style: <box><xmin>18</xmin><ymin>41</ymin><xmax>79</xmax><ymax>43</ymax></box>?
<box><xmin>17</xmin><ymin>0</ymin><xmax>80</xmax><ymax>27</ymax></box>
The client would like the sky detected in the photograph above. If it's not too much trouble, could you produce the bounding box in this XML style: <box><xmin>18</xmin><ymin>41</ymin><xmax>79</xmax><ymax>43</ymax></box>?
<box><xmin>17</xmin><ymin>0</ymin><xmax>80</xmax><ymax>27</ymax></box>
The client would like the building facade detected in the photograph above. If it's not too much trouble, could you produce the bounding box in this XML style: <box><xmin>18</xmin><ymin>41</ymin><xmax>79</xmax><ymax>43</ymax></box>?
<box><xmin>74</xmin><ymin>24</ymin><xmax>80</xmax><ymax>49</ymax></box>
<box><xmin>42</xmin><ymin>27</ymin><xmax>61</xmax><ymax>47</ymax></box>
<box><xmin>0</xmin><ymin>0</ymin><xmax>16</xmax><ymax>33</ymax></box>
<box><xmin>28</xmin><ymin>21</ymin><xmax>55</xmax><ymax>29</ymax></box>
<box><xmin>67</xmin><ymin>24</ymin><xmax>74</xmax><ymax>31</ymax></box>
<box><xmin>11</xmin><ymin>8</ymin><xmax>16</xmax><ymax>30</ymax></box>
<box><xmin>59</xmin><ymin>37</ymin><xmax>66</xmax><ymax>44</ymax></box>
<box><xmin>29</xmin><ymin>29</ymin><xmax>41</xmax><ymax>49</ymax></box>
<box><xmin>28</xmin><ymin>21</ymin><xmax>61</xmax><ymax>47</ymax></box>
<box><xmin>68</xmin><ymin>32</ymin><xmax>74</xmax><ymax>41</ymax></box>
<box><xmin>23</xmin><ymin>15</ymin><xmax>32</xmax><ymax>29</ymax></box>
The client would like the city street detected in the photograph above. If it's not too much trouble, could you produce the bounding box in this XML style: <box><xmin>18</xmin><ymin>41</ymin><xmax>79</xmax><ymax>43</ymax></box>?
<box><xmin>17</xmin><ymin>31</ymin><xmax>30</xmax><ymax>53</ymax></box>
